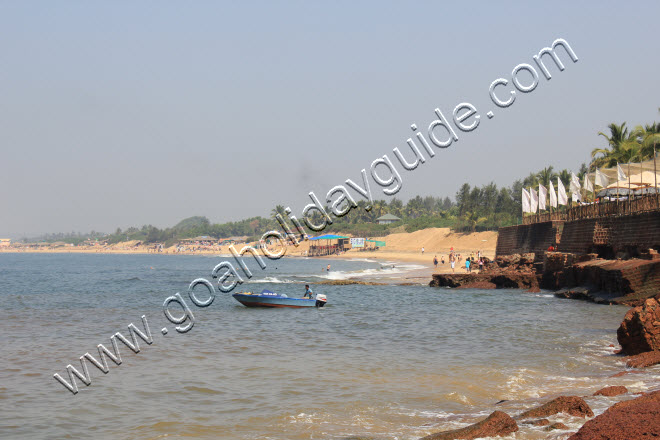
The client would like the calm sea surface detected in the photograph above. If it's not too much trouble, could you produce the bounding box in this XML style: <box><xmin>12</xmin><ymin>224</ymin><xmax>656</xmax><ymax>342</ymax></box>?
<box><xmin>1</xmin><ymin>253</ymin><xmax>658</xmax><ymax>440</ymax></box>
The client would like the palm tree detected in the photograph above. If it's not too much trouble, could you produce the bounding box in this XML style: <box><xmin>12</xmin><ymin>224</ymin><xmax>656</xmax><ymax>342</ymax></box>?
<box><xmin>590</xmin><ymin>122</ymin><xmax>633</xmax><ymax>169</ymax></box>
<box><xmin>271</xmin><ymin>205</ymin><xmax>286</xmax><ymax>219</ymax></box>
<box><xmin>633</xmin><ymin>109</ymin><xmax>660</xmax><ymax>159</ymax></box>
<box><xmin>558</xmin><ymin>169</ymin><xmax>571</xmax><ymax>188</ymax></box>
<box><xmin>522</xmin><ymin>172</ymin><xmax>539</xmax><ymax>188</ymax></box>
<box><xmin>536</xmin><ymin>166</ymin><xmax>557</xmax><ymax>187</ymax></box>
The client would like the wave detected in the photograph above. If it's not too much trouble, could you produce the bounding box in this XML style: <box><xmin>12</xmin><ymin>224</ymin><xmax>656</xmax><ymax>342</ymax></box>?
<box><xmin>247</xmin><ymin>276</ymin><xmax>296</xmax><ymax>284</ymax></box>
<box><xmin>309</xmin><ymin>262</ymin><xmax>428</xmax><ymax>281</ymax></box>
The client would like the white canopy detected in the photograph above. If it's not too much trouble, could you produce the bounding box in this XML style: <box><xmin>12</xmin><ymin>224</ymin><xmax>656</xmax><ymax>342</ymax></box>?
<box><xmin>588</xmin><ymin>151</ymin><xmax>660</xmax><ymax>188</ymax></box>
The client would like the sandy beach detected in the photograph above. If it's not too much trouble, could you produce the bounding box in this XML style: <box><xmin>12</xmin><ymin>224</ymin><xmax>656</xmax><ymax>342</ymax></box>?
<box><xmin>0</xmin><ymin>228</ymin><xmax>497</xmax><ymax>273</ymax></box>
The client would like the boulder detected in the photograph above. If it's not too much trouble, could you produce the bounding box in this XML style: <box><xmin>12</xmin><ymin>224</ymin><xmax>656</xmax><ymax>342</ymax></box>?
<box><xmin>568</xmin><ymin>390</ymin><xmax>660</xmax><ymax>439</ymax></box>
<box><xmin>593</xmin><ymin>386</ymin><xmax>628</xmax><ymax>397</ymax></box>
<box><xmin>545</xmin><ymin>422</ymin><xmax>569</xmax><ymax>431</ymax></box>
<box><xmin>517</xmin><ymin>396</ymin><xmax>593</xmax><ymax>419</ymax></box>
<box><xmin>617</xmin><ymin>298</ymin><xmax>660</xmax><ymax>355</ymax></box>
<box><xmin>419</xmin><ymin>411</ymin><xmax>518</xmax><ymax>440</ymax></box>
<box><xmin>626</xmin><ymin>350</ymin><xmax>660</xmax><ymax>368</ymax></box>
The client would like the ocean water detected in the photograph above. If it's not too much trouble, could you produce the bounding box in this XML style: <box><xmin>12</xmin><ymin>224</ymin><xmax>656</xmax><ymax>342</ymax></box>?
<box><xmin>0</xmin><ymin>253</ymin><xmax>658</xmax><ymax>440</ymax></box>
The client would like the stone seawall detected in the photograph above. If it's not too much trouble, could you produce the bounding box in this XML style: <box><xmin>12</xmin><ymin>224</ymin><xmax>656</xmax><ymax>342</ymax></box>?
<box><xmin>497</xmin><ymin>211</ymin><xmax>660</xmax><ymax>258</ymax></box>
<box><xmin>495</xmin><ymin>221</ymin><xmax>563</xmax><ymax>257</ymax></box>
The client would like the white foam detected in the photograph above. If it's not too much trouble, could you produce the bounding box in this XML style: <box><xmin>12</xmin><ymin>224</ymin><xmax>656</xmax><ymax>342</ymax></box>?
<box><xmin>247</xmin><ymin>277</ymin><xmax>295</xmax><ymax>284</ymax></box>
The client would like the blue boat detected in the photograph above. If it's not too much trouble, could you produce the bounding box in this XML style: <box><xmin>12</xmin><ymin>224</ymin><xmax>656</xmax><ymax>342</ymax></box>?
<box><xmin>232</xmin><ymin>289</ymin><xmax>327</xmax><ymax>308</ymax></box>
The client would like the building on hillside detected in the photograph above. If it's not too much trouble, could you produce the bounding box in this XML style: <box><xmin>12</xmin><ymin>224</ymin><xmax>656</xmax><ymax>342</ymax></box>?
<box><xmin>0</xmin><ymin>238</ymin><xmax>11</xmax><ymax>247</ymax></box>
<box><xmin>376</xmin><ymin>213</ymin><xmax>402</xmax><ymax>225</ymax></box>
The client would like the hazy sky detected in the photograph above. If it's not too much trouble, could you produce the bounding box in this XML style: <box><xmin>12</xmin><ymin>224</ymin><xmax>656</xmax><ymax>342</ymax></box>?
<box><xmin>2</xmin><ymin>1</ymin><xmax>660</xmax><ymax>237</ymax></box>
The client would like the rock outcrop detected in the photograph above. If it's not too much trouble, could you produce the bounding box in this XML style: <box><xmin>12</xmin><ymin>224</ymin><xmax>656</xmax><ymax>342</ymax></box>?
<box><xmin>568</xmin><ymin>390</ymin><xmax>660</xmax><ymax>439</ymax></box>
<box><xmin>429</xmin><ymin>270</ymin><xmax>538</xmax><ymax>290</ymax></box>
<box><xmin>516</xmin><ymin>396</ymin><xmax>593</xmax><ymax>420</ymax></box>
<box><xmin>593</xmin><ymin>385</ymin><xmax>628</xmax><ymax>397</ymax></box>
<box><xmin>419</xmin><ymin>411</ymin><xmax>518</xmax><ymax>440</ymax></box>
<box><xmin>626</xmin><ymin>350</ymin><xmax>660</xmax><ymax>368</ymax></box>
<box><xmin>544</xmin><ymin>258</ymin><xmax>660</xmax><ymax>305</ymax></box>
<box><xmin>617</xmin><ymin>298</ymin><xmax>660</xmax><ymax>355</ymax></box>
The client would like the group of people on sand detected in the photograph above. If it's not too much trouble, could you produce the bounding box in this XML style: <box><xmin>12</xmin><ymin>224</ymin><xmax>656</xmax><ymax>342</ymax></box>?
<box><xmin>432</xmin><ymin>248</ymin><xmax>485</xmax><ymax>273</ymax></box>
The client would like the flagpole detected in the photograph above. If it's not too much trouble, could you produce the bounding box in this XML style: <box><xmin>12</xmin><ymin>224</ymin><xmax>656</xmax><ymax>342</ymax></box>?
<box><xmin>615</xmin><ymin>163</ymin><xmax>619</xmax><ymax>212</ymax></box>
<box><xmin>628</xmin><ymin>161</ymin><xmax>631</xmax><ymax>213</ymax></box>
<box><xmin>654</xmin><ymin>143</ymin><xmax>658</xmax><ymax>209</ymax></box>
<box><xmin>639</xmin><ymin>150</ymin><xmax>643</xmax><ymax>211</ymax></box>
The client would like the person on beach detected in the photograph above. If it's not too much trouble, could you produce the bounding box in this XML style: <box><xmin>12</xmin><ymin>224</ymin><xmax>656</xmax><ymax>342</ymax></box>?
<box><xmin>326</xmin><ymin>264</ymin><xmax>331</xmax><ymax>272</ymax></box>
<box><xmin>433</xmin><ymin>255</ymin><xmax>438</xmax><ymax>268</ymax></box>
<box><xmin>441</xmin><ymin>255</ymin><xmax>445</xmax><ymax>264</ymax></box>
<box><xmin>449</xmin><ymin>252</ymin><xmax>456</xmax><ymax>273</ymax></box>
<box><xmin>465</xmin><ymin>258</ymin><xmax>471</xmax><ymax>273</ymax></box>
<box><xmin>479</xmin><ymin>258</ymin><xmax>484</xmax><ymax>272</ymax></box>
<box><xmin>421</xmin><ymin>247</ymin><xmax>425</xmax><ymax>254</ymax></box>
<box><xmin>303</xmin><ymin>284</ymin><xmax>313</xmax><ymax>298</ymax></box>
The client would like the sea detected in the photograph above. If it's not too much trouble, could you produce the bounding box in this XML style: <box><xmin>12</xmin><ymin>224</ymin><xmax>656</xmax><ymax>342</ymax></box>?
<box><xmin>1</xmin><ymin>253</ymin><xmax>658</xmax><ymax>440</ymax></box>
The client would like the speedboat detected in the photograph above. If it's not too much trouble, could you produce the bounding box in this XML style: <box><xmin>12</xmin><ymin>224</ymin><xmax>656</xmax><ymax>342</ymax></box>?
<box><xmin>232</xmin><ymin>289</ymin><xmax>327</xmax><ymax>308</ymax></box>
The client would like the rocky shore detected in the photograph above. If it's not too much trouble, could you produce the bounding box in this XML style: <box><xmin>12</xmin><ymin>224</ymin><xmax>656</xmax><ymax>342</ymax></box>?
<box><xmin>426</xmin><ymin>251</ymin><xmax>660</xmax><ymax>438</ymax></box>
<box><xmin>430</xmin><ymin>250</ymin><xmax>660</xmax><ymax>306</ymax></box>
<box><xmin>418</xmin><ymin>391</ymin><xmax>660</xmax><ymax>440</ymax></box>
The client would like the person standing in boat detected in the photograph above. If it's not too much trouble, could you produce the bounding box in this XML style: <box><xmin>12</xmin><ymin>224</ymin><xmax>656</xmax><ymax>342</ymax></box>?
<box><xmin>303</xmin><ymin>284</ymin><xmax>314</xmax><ymax>298</ymax></box>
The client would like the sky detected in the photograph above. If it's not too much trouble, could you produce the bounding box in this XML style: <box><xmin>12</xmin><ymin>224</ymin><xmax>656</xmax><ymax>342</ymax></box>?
<box><xmin>2</xmin><ymin>1</ymin><xmax>660</xmax><ymax>238</ymax></box>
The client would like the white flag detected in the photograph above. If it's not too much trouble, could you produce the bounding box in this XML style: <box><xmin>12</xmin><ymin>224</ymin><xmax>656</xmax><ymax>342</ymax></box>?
<box><xmin>572</xmin><ymin>192</ymin><xmax>581</xmax><ymax>204</ymax></box>
<box><xmin>538</xmin><ymin>184</ymin><xmax>547</xmax><ymax>211</ymax></box>
<box><xmin>549</xmin><ymin>181</ymin><xmax>558</xmax><ymax>208</ymax></box>
<box><xmin>617</xmin><ymin>163</ymin><xmax>627</xmax><ymax>182</ymax></box>
<box><xmin>595</xmin><ymin>169</ymin><xmax>609</xmax><ymax>188</ymax></box>
<box><xmin>522</xmin><ymin>188</ymin><xmax>531</xmax><ymax>213</ymax></box>
<box><xmin>570</xmin><ymin>172</ymin><xmax>581</xmax><ymax>194</ymax></box>
<box><xmin>530</xmin><ymin>188</ymin><xmax>538</xmax><ymax>213</ymax></box>
<box><xmin>583</xmin><ymin>175</ymin><xmax>594</xmax><ymax>192</ymax></box>
<box><xmin>557</xmin><ymin>178</ymin><xmax>568</xmax><ymax>205</ymax></box>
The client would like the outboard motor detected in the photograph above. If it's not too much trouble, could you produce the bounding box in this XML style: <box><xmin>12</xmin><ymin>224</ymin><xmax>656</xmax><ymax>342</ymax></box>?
<box><xmin>315</xmin><ymin>294</ymin><xmax>327</xmax><ymax>308</ymax></box>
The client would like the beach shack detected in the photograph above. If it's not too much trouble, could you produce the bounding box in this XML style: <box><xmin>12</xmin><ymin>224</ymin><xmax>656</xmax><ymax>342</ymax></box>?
<box><xmin>308</xmin><ymin>234</ymin><xmax>350</xmax><ymax>256</ymax></box>
<box><xmin>376</xmin><ymin>213</ymin><xmax>401</xmax><ymax>224</ymax></box>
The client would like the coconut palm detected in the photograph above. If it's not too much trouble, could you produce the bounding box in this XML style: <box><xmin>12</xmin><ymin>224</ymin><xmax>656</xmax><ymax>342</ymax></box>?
<box><xmin>590</xmin><ymin>122</ymin><xmax>634</xmax><ymax>168</ymax></box>
<box><xmin>633</xmin><ymin>109</ymin><xmax>660</xmax><ymax>159</ymax></box>
<box><xmin>558</xmin><ymin>169</ymin><xmax>571</xmax><ymax>188</ymax></box>
<box><xmin>536</xmin><ymin>166</ymin><xmax>557</xmax><ymax>187</ymax></box>
<box><xmin>270</xmin><ymin>205</ymin><xmax>286</xmax><ymax>219</ymax></box>
<box><xmin>522</xmin><ymin>172</ymin><xmax>539</xmax><ymax>188</ymax></box>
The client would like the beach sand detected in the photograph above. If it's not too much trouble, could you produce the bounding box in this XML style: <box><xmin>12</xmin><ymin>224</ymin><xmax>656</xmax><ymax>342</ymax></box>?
<box><xmin>1</xmin><ymin>228</ymin><xmax>496</xmax><ymax>265</ymax></box>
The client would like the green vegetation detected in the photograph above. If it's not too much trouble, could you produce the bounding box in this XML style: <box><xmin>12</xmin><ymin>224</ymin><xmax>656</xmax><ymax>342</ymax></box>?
<box><xmin>590</xmin><ymin>108</ymin><xmax>660</xmax><ymax>169</ymax></box>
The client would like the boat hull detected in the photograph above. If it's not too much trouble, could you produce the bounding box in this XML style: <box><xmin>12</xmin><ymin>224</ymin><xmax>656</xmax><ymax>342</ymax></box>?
<box><xmin>232</xmin><ymin>293</ymin><xmax>322</xmax><ymax>308</ymax></box>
